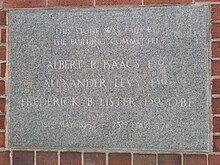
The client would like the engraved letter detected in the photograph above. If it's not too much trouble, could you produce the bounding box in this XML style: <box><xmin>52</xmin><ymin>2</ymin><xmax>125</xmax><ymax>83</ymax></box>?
<box><xmin>87</xmin><ymin>98</ymin><xmax>93</xmax><ymax>107</ymax></box>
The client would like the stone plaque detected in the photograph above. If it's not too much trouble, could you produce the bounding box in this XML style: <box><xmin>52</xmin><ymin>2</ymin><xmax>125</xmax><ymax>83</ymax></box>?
<box><xmin>8</xmin><ymin>5</ymin><xmax>210</xmax><ymax>151</ymax></box>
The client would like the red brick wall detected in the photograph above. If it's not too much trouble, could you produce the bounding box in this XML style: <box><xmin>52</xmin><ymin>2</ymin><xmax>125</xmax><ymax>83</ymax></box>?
<box><xmin>0</xmin><ymin>0</ymin><xmax>220</xmax><ymax>165</ymax></box>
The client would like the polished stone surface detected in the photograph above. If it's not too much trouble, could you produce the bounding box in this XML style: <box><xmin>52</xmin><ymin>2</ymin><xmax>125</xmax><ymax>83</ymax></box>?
<box><xmin>8</xmin><ymin>5</ymin><xmax>210</xmax><ymax>151</ymax></box>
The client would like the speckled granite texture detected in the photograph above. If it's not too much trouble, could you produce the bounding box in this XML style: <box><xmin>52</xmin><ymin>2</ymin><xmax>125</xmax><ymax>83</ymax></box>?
<box><xmin>8</xmin><ymin>5</ymin><xmax>210</xmax><ymax>151</ymax></box>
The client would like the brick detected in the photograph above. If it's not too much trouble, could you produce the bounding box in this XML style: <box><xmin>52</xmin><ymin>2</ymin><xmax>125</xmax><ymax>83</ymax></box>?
<box><xmin>213</xmin><ymin>136</ymin><xmax>220</xmax><ymax>152</ymax></box>
<box><xmin>0</xmin><ymin>46</ymin><xmax>6</xmax><ymax>60</ymax></box>
<box><xmin>0</xmin><ymin>98</ymin><xmax>6</xmax><ymax>112</ymax></box>
<box><xmin>0</xmin><ymin>80</ymin><xmax>5</xmax><ymax>95</ymax></box>
<box><xmin>1</xmin><ymin>63</ymin><xmax>6</xmax><ymax>77</ymax></box>
<box><xmin>109</xmin><ymin>153</ymin><xmax>131</xmax><ymax>165</ymax></box>
<box><xmin>212</xmin><ymin>23</ymin><xmax>220</xmax><ymax>39</ymax></box>
<box><xmin>0</xmin><ymin>152</ymin><xmax>10</xmax><ymax>165</ymax></box>
<box><xmin>3</xmin><ymin>0</ymin><xmax>46</xmax><ymax>8</ymax></box>
<box><xmin>48</xmin><ymin>0</ymin><xmax>93</xmax><ymax>7</ymax></box>
<box><xmin>36</xmin><ymin>152</ymin><xmax>58</xmax><ymax>165</ymax></box>
<box><xmin>212</xmin><ymin>79</ymin><xmax>220</xmax><ymax>94</ymax></box>
<box><xmin>209</xmin><ymin>155</ymin><xmax>220</xmax><ymax>165</ymax></box>
<box><xmin>1</xmin><ymin>29</ymin><xmax>6</xmax><ymax>43</ymax></box>
<box><xmin>84</xmin><ymin>153</ymin><xmax>105</xmax><ymax>165</ymax></box>
<box><xmin>183</xmin><ymin>154</ymin><xmax>207</xmax><ymax>165</ymax></box>
<box><xmin>0</xmin><ymin>115</ymin><xmax>5</xmax><ymax>129</ymax></box>
<box><xmin>0</xmin><ymin>11</ymin><xmax>6</xmax><ymax>25</ymax></box>
<box><xmin>212</xmin><ymin>5</ymin><xmax>220</xmax><ymax>21</ymax></box>
<box><xmin>96</xmin><ymin>0</ymin><xmax>141</xmax><ymax>6</ymax></box>
<box><xmin>212</xmin><ymin>42</ymin><xmax>220</xmax><ymax>58</ymax></box>
<box><xmin>13</xmin><ymin>151</ymin><xmax>34</xmax><ymax>165</ymax></box>
<box><xmin>213</xmin><ymin>98</ymin><xmax>220</xmax><ymax>114</ymax></box>
<box><xmin>133</xmin><ymin>154</ymin><xmax>156</xmax><ymax>165</ymax></box>
<box><xmin>196</xmin><ymin>0</ymin><xmax>220</xmax><ymax>2</ymax></box>
<box><xmin>158</xmin><ymin>154</ymin><xmax>181</xmax><ymax>165</ymax></box>
<box><xmin>60</xmin><ymin>152</ymin><xmax>81</xmax><ymax>165</ymax></box>
<box><xmin>0</xmin><ymin>132</ymin><xmax>5</xmax><ymax>147</ymax></box>
<box><xmin>212</xmin><ymin>60</ymin><xmax>220</xmax><ymax>76</ymax></box>
<box><xmin>214</xmin><ymin>117</ymin><xmax>220</xmax><ymax>133</ymax></box>
<box><xmin>144</xmin><ymin>0</ymin><xmax>192</xmax><ymax>5</ymax></box>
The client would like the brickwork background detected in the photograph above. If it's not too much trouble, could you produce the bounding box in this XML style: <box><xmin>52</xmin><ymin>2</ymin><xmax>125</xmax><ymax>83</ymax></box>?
<box><xmin>0</xmin><ymin>0</ymin><xmax>220</xmax><ymax>164</ymax></box>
